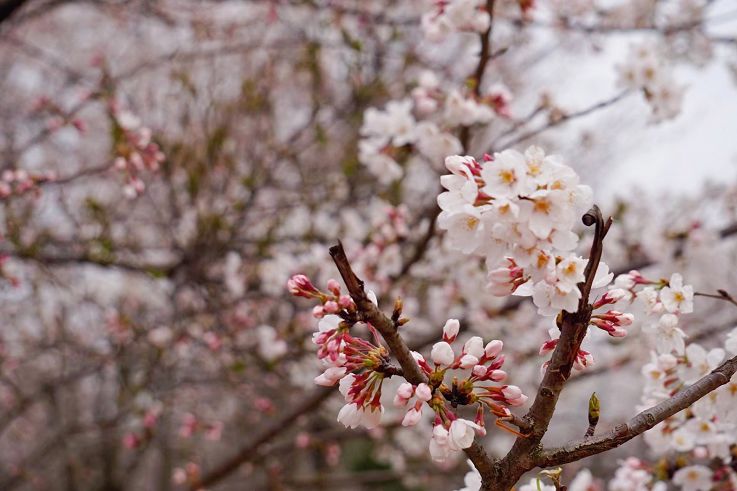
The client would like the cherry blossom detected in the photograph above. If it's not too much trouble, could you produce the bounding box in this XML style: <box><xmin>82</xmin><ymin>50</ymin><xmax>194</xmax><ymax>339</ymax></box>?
<box><xmin>672</xmin><ymin>466</ymin><xmax>713</xmax><ymax>491</ymax></box>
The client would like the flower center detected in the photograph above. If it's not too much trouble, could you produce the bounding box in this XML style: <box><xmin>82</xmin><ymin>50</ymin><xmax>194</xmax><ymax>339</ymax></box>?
<box><xmin>533</xmin><ymin>198</ymin><xmax>551</xmax><ymax>214</ymax></box>
<box><xmin>465</xmin><ymin>216</ymin><xmax>480</xmax><ymax>230</ymax></box>
<box><xmin>499</xmin><ymin>169</ymin><xmax>516</xmax><ymax>185</ymax></box>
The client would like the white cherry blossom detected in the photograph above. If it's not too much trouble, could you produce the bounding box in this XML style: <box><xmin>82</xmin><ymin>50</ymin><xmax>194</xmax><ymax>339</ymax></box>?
<box><xmin>672</xmin><ymin>465</ymin><xmax>713</xmax><ymax>491</ymax></box>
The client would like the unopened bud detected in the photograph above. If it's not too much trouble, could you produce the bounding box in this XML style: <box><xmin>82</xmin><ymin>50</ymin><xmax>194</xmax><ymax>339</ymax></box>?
<box><xmin>392</xmin><ymin>297</ymin><xmax>403</xmax><ymax>322</ymax></box>
<box><xmin>586</xmin><ymin>392</ymin><xmax>600</xmax><ymax>437</ymax></box>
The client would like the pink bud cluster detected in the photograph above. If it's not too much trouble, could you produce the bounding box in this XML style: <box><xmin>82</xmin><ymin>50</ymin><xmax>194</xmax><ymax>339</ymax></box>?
<box><xmin>394</xmin><ymin>381</ymin><xmax>433</xmax><ymax>427</ymax></box>
<box><xmin>539</xmin><ymin>329</ymin><xmax>594</xmax><ymax>372</ymax></box>
<box><xmin>590</xmin><ymin>311</ymin><xmax>634</xmax><ymax>337</ymax></box>
<box><xmin>419</xmin><ymin>321</ymin><xmax>527</xmax><ymax>460</ymax></box>
<box><xmin>178</xmin><ymin>412</ymin><xmax>224</xmax><ymax>441</ymax></box>
<box><xmin>0</xmin><ymin>169</ymin><xmax>56</xmax><ymax>200</ymax></box>
<box><xmin>32</xmin><ymin>95</ymin><xmax>87</xmax><ymax>134</ymax></box>
<box><xmin>349</xmin><ymin>204</ymin><xmax>411</xmax><ymax>287</ymax></box>
<box><xmin>0</xmin><ymin>251</ymin><xmax>19</xmax><ymax>287</ymax></box>
<box><xmin>288</xmin><ymin>275</ymin><xmax>355</xmax><ymax>317</ymax></box>
<box><xmin>289</xmin><ymin>276</ymin><xmax>528</xmax><ymax>463</ymax></box>
<box><xmin>421</xmin><ymin>0</ymin><xmax>491</xmax><ymax>42</ymax></box>
<box><xmin>109</xmin><ymin>102</ymin><xmax>165</xmax><ymax>198</ymax></box>
<box><xmin>289</xmin><ymin>274</ymin><xmax>392</xmax><ymax>429</ymax></box>
<box><xmin>601</xmin><ymin>271</ymin><xmax>694</xmax><ymax>355</ymax></box>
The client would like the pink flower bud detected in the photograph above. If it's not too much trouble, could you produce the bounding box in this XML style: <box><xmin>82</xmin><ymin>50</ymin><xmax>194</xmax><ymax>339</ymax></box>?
<box><xmin>463</xmin><ymin>336</ymin><xmax>484</xmax><ymax>358</ymax></box>
<box><xmin>312</xmin><ymin>305</ymin><xmax>325</xmax><ymax>318</ymax></box>
<box><xmin>393</xmin><ymin>393</ymin><xmax>408</xmax><ymax>407</ymax></box>
<box><xmin>323</xmin><ymin>301</ymin><xmax>339</xmax><ymax>313</ymax></box>
<box><xmin>501</xmin><ymin>385</ymin><xmax>522</xmax><ymax>400</ymax></box>
<box><xmin>506</xmin><ymin>394</ymin><xmax>528</xmax><ymax>407</ymax></box>
<box><xmin>123</xmin><ymin>432</ymin><xmax>140</xmax><ymax>449</ymax></box>
<box><xmin>430</xmin><ymin>341</ymin><xmax>455</xmax><ymax>367</ymax></box>
<box><xmin>472</xmin><ymin>365</ymin><xmax>487</xmax><ymax>378</ymax></box>
<box><xmin>415</xmin><ymin>383</ymin><xmax>432</xmax><ymax>402</ymax></box>
<box><xmin>295</xmin><ymin>432</ymin><xmax>311</xmax><ymax>448</ymax></box>
<box><xmin>401</xmin><ymin>407</ymin><xmax>422</xmax><ymax>426</ymax></box>
<box><xmin>490</xmin><ymin>369</ymin><xmax>507</xmax><ymax>382</ymax></box>
<box><xmin>593</xmin><ymin>288</ymin><xmax>628</xmax><ymax>309</ymax></box>
<box><xmin>442</xmin><ymin>318</ymin><xmax>460</xmax><ymax>342</ymax></box>
<box><xmin>287</xmin><ymin>274</ymin><xmax>318</xmax><ymax>298</ymax></box>
<box><xmin>459</xmin><ymin>354</ymin><xmax>479</xmax><ymax>369</ymax></box>
<box><xmin>484</xmin><ymin>340</ymin><xmax>503</xmax><ymax>358</ymax></box>
<box><xmin>396</xmin><ymin>382</ymin><xmax>414</xmax><ymax>400</ymax></box>
<box><xmin>314</xmin><ymin>366</ymin><xmax>347</xmax><ymax>387</ymax></box>
<box><xmin>327</xmin><ymin>279</ymin><xmax>341</xmax><ymax>295</ymax></box>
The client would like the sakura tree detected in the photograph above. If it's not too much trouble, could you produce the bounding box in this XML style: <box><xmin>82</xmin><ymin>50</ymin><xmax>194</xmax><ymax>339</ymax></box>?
<box><xmin>1</xmin><ymin>0</ymin><xmax>737</xmax><ymax>490</ymax></box>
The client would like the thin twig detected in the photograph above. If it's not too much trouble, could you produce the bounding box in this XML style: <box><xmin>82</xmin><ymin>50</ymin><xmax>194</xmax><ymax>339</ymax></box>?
<box><xmin>694</xmin><ymin>290</ymin><xmax>737</xmax><ymax>309</ymax></box>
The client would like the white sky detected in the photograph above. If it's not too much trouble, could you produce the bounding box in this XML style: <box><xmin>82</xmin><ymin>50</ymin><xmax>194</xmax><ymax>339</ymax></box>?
<box><xmin>529</xmin><ymin>11</ymin><xmax>737</xmax><ymax>202</ymax></box>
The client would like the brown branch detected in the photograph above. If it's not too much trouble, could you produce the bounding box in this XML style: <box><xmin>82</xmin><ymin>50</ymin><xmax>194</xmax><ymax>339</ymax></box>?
<box><xmin>537</xmin><ymin>354</ymin><xmax>737</xmax><ymax>467</ymax></box>
<box><xmin>0</xmin><ymin>0</ymin><xmax>27</xmax><ymax>25</ymax></box>
<box><xmin>330</xmin><ymin>241</ymin><xmax>427</xmax><ymax>385</ymax></box>
<box><xmin>471</xmin><ymin>0</ymin><xmax>496</xmax><ymax>98</ymax></box>
<box><xmin>328</xmin><ymin>241</ymin><xmax>494</xmax><ymax>477</ymax></box>
<box><xmin>484</xmin><ymin>206</ymin><xmax>610</xmax><ymax>490</ymax></box>
<box><xmin>190</xmin><ymin>387</ymin><xmax>334</xmax><ymax>490</ymax></box>
<box><xmin>694</xmin><ymin>290</ymin><xmax>737</xmax><ymax>309</ymax></box>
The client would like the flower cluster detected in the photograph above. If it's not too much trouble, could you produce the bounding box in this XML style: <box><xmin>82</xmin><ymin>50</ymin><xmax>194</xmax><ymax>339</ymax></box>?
<box><xmin>437</xmin><ymin>147</ymin><xmax>608</xmax><ymax>316</ymax></box>
<box><xmin>616</xmin><ymin>42</ymin><xmax>685</xmax><ymax>122</ymax></box>
<box><xmin>289</xmin><ymin>275</ymin><xmax>527</xmax><ymax>463</ymax></box>
<box><xmin>423</xmin><ymin>320</ymin><xmax>526</xmax><ymax>462</ymax></box>
<box><xmin>639</xmin><ymin>335</ymin><xmax>736</xmax><ymax>466</ymax></box>
<box><xmin>0</xmin><ymin>253</ymin><xmax>18</xmax><ymax>287</ymax></box>
<box><xmin>109</xmin><ymin>102</ymin><xmax>165</xmax><ymax>198</ymax></box>
<box><xmin>256</xmin><ymin>325</ymin><xmax>288</xmax><ymax>362</ymax></box>
<box><xmin>607</xmin><ymin>271</ymin><xmax>693</xmax><ymax>355</ymax></box>
<box><xmin>290</xmin><ymin>276</ymin><xmax>392</xmax><ymax>428</ymax></box>
<box><xmin>0</xmin><ymin>168</ymin><xmax>56</xmax><ymax>200</ymax></box>
<box><xmin>359</xmin><ymin>73</ymin><xmax>511</xmax><ymax>185</ymax></box>
<box><xmin>348</xmin><ymin>203</ymin><xmax>410</xmax><ymax>287</ymax></box>
<box><xmin>121</xmin><ymin>398</ymin><xmax>162</xmax><ymax>450</ymax></box>
<box><xmin>421</xmin><ymin>0</ymin><xmax>491</xmax><ymax>42</ymax></box>
<box><xmin>608</xmin><ymin>458</ymin><xmax>664</xmax><ymax>491</ymax></box>
<box><xmin>603</xmin><ymin>273</ymin><xmax>737</xmax><ymax>490</ymax></box>
<box><xmin>178</xmin><ymin>412</ymin><xmax>224</xmax><ymax>441</ymax></box>
<box><xmin>31</xmin><ymin>95</ymin><xmax>87</xmax><ymax>133</ymax></box>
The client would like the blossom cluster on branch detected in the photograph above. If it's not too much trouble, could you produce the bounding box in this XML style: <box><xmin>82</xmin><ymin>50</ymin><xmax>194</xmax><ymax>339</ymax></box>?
<box><xmin>289</xmin><ymin>273</ymin><xmax>528</xmax><ymax>463</ymax></box>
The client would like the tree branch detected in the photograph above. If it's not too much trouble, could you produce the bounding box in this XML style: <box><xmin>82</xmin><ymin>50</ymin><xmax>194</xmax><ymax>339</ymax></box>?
<box><xmin>0</xmin><ymin>0</ymin><xmax>27</xmax><ymax>26</ymax></box>
<box><xmin>330</xmin><ymin>241</ymin><xmax>427</xmax><ymax>385</ymax></box>
<box><xmin>537</xmin><ymin>354</ymin><xmax>737</xmax><ymax>467</ymax></box>
<box><xmin>190</xmin><ymin>387</ymin><xmax>334</xmax><ymax>490</ymax></box>
<box><xmin>328</xmin><ymin>241</ymin><xmax>493</xmax><ymax>477</ymax></box>
<box><xmin>493</xmin><ymin>91</ymin><xmax>631</xmax><ymax>151</ymax></box>
<box><xmin>485</xmin><ymin>206</ymin><xmax>610</xmax><ymax>490</ymax></box>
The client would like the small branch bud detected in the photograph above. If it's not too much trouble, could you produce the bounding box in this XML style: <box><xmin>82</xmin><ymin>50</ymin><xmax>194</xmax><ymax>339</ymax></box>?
<box><xmin>540</xmin><ymin>468</ymin><xmax>564</xmax><ymax>491</ymax></box>
<box><xmin>586</xmin><ymin>392</ymin><xmax>600</xmax><ymax>438</ymax></box>
<box><xmin>392</xmin><ymin>297</ymin><xmax>403</xmax><ymax>324</ymax></box>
